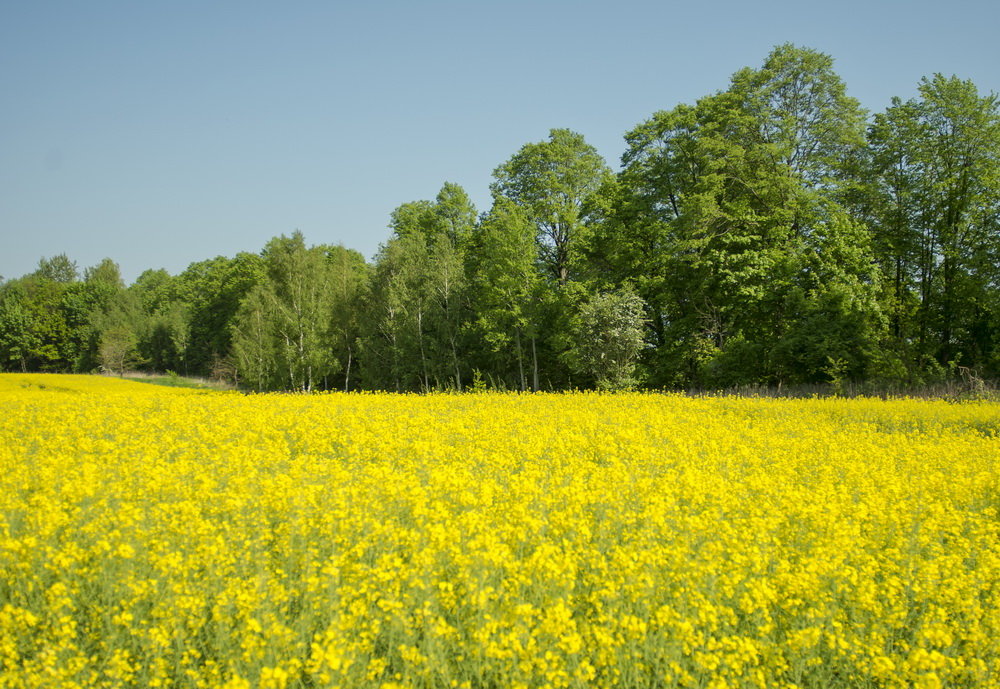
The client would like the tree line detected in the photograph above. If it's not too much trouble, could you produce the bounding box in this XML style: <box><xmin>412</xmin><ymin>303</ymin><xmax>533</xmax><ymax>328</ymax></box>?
<box><xmin>2</xmin><ymin>44</ymin><xmax>998</xmax><ymax>392</ymax></box>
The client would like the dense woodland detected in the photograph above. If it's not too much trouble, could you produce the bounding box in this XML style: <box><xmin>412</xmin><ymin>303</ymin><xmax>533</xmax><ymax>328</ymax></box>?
<box><xmin>2</xmin><ymin>45</ymin><xmax>999</xmax><ymax>392</ymax></box>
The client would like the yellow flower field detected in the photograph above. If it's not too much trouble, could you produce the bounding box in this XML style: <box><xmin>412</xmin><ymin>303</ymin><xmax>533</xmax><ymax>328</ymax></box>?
<box><xmin>1</xmin><ymin>374</ymin><xmax>999</xmax><ymax>688</ymax></box>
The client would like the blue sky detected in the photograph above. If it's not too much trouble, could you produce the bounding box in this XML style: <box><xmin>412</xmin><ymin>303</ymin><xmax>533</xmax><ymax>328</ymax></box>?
<box><xmin>2</xmin><ymin>0</ymin><xmax>998</xmax><ymax>284</ymax></box>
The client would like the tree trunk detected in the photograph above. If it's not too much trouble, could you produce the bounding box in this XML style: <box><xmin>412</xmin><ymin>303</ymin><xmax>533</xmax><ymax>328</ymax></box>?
<box><xmin>417</xmin><ymin>310</ymin><xmax>429</xmax><ymax>392</ymax></box>
<box><xmin>941</xmin><ymin>253</ymin><xmax>955</xmax><ymax>364</ymax></box>
<box><xmin>531</xmin><ymin>336</ymin><xmax>539</xmax><ymax>392</ymax></box>
<box><xmin>917</xmin><ymin>232</ymin><xmax>933</xmax><ymax>357</ymax></box>
<box><xmin>893</xmin><ymin>257</ymin><xmax>903</xmax><ymax>339</ymax></box>
<box><xmin>450</xmin><ymin>334</ymin><xmax>462</xmax><ymax>392</ymax></box>
<box><xmin>515</xmin><ymin>327</ymin><xmax>526</xmax><ymax>392</ymax></box>
<box><xmin>344</xmin><ymin>345</ymin><xmax>352</xmax><ymax>392</ymax></box>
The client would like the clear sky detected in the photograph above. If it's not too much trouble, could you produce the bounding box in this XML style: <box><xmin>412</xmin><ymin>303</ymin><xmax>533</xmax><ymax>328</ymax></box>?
<box><xmin>2</xmin><ymin>0</ymin><xmax>998</xmax><ymax>284</ymax></box>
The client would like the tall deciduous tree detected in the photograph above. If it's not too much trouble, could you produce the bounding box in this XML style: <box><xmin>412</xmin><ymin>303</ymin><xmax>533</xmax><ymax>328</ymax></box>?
<box><xmin>178</xmin><ymin>253</ymin><xmax>264</xmax><ymax>377</ymax></box>
<box><xmin>70</xmin><ymin>258</ymin><xmax>127</xmax><ymax>371</ymax></box>
<box><xmin>361</xmin><ymin>184</ymin><xmax>475</xmax><ymax>391</ymax></box>
<box><xmin>492</xmin><ymin>129</ymin><xmax>612</xmax><ymax>286</ymax></box>
<box><xmin>866</xmin><ymin>97</ymin><xmax>926</xmax><ymax>364</ymax></box>
<box><xmin>360</xmin><ymin>232</ymin><xmax>430</xmax><ymax>391</ymax></box>
<box><xmin>867</xmin><ymin>75</ymin><xmax>1000</xmax><ymax>376</ymax></box>
<box><xmin>600</xmin><ymin>44</ymin><xmax>880</xmax><ymax>387</ymax></box>
<box><xmin>323</xmin><ymin>245</ymin><xmax>369</xmax><ymax>391</ymax></box>
<box><xmin>232</xmin><ymin>233</ymin><xmax>339</xmax><ymax>391</ymax></box>
<box><xmin>467</xmin><ymin>198</ymin><xmax>543</xmax><ymax>390</ymax></box>
<box><xmin>18</xmin><ymin>261</ymin><xmax>77</xmax><ymax>371</ymax></box>
<box><xmin>729</xmin><ymin>43</ymin><xmax>867</xmax><ymax>188</ymax></box>
<box><xmin>98</xmin><ymin>325</ymin><xmax>139</xmax><ymax>375</ymax></box>
<box><xmin>33</xmin><ymin>254</ymin><xmax>78</xmax><ymax>283</ymax></box>
<box><xmin>0</xmin><ymin>281</ymin><xmax>37</xmax><ymax>372</ymax></box>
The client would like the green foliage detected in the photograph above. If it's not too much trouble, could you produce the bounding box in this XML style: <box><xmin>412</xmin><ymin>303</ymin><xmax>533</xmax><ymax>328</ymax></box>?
<box><xmin>601</xmin><ymin>44</ymin><xmax>883</xmax><ymax>388</ymax></box>
<box><xmin>324</xmin><ymin>245</ymin><xmax>369</xmax><ymax>392</ymax></box>
<box><xmin>33</xmin><ymin>254</ymin><xmax>79</xmax><ymax>283</ymax></box>
<box><xmin>866</xmin><ymin>75</ymin><xmax>1000</xmax><ymax>378</ymax></box>
<box><xmin>359</xmin><ymin>184</ymin><xmax>475</xmax><ymax>392</ymax></box>
<box><xmin>98</xmin><ymin>325</ymin><xmax>140</xmax><ymax>375</ymax></box>
<box><xmin>178</xmin><ymin>253</ymin><xmax>265</xmax><ymax>376</ymax></box>
<box><xmin>232</xmin><ymin>233</ymin><xmax>343</xmax><ymax>391</ymax></box>
<box><xmin>0</xmin><ymin>282</ymin><xmax>38</xmax><ymax>372</ymax></box>
<box><xmin>567</xmin><ymin>287</ymin><xmax>648</xmax><ymax>390</ymax></box>
<box><xmin>492</xmin><ymin>129</ymin><xmax>612</xmax><ymax>285</ymax></box>
<box><xmin>466</xmin><ymin>198</ymin><xmax>542</xmax><ymax>390</ymax></box>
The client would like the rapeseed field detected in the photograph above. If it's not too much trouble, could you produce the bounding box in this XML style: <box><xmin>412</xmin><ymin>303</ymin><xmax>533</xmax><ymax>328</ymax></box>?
<box><xmin>1</xmin><ymin>374</ymin><xmax>999</xmax><ymax>688</ymax></box>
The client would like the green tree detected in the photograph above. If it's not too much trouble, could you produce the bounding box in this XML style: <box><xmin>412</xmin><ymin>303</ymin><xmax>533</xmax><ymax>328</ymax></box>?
<box><xmin>0</xmin><ymin>257</ymin><xmax>108</xmax><ymax>372</ymax></box>
<box><xmin>33</xmin><ymin>254</ymin><xmax>78</xmax><ymax>283</ymax></box>
<box><xmin>568</xmin><ymin>287</ymin><xmax>648</xmax><ymax>390</ymax></box>
<box><xmin>89</xmin><ymin>284</ymin><xmax>147</xmax><ymax>376</ymax></box>
<box><xmin>67</xmin><ymin>258</ymin><xmax>127</xmax><ymax>371</ymax></box>
<box><xmin>178</xmin><ymin>253</ymin><xmax>264</xmax><ymax>376</ymax></box>
<box><xmin>20</xmin><ymin>274</ymin><xmax>75</xmax><ymax>371</ymax></box>
<box><xmin>728</xmin><ymin>43</ymin><xmax>867</xmax><ymax>188</ymax></box>
<box><xmin>492</xmin><ymin>129</ymin><xmax>612</xmax><ymax>286</ymax></box>
<box><xmin>435</xmin><ymin>181</ymin><xmax>478</xmax><ymax>245</ymax></box>
<box><xmin>231</xmin><ymin>287</ymin><xmax>278</xmax><ymax>391</ymax></box>
<box><xmin>323</xmin><ymin>245</ymin><xmax>369</xmax><ymax>391</ymax></box>
<box><xmin>232</xmin><ymin>233</ymin><xmax>340</xmax><ymax>391</ymax></box>
<box><xmin>865</xmin><ymin>96</ymin><xmax>926</xmax><ymax>372</ymax></box>
<box><xmin>601</xmin><ymin>44</ymin><xmax>880</xmax><ymax>387</ymax></box>
<box><xmin>98</xmin><ymin>325</ymin><xmax>140</xmax><ymax>375</ymax></box>
<box><xmin>129</xmin><ymin>269</ymin><xmax>191</xmax><ymax>374</ymax></box>
<box><xmin>145</xmin><ymin>304</ymin><xmax>191</xmax><ymax>374</ymax></box>
<box><xmin>360</xmin><ymin>184</ymin><xmax>475</xmax><ymax>391</ymax></box>
<box><xmin>131</xmin><ymin>268</ymin><xmax>176</xmax><ymax>313</ymax></box>
<box><xmin>467</xmin><ymin>198</ymin><xmax>543</xmax><ymax>390</ymax></box>
<box><xmin>0</xmin><ymin>282</ymin><xmax>38</xmax><ymax>372</ymax></box>
<box><xmin>360</xmin><ymin>228</ymin><xmax>438</xmax><ymax>391</ymax></box>
<box><xmin>867</xmin><ymin>75</ymin><xmax>1000</xmax><ymax>377</ymax></box>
